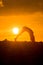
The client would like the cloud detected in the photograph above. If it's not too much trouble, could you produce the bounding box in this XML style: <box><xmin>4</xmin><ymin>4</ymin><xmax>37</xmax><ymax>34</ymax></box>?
<box><xmin>0</xmin><ymin>0</ymin><xmax>43</xmax><ymax>15</ymax></box>
<box><xmin>0</xmin><ymin>0</ymin><xmax>4</xmax><ymax>7</ymax></box>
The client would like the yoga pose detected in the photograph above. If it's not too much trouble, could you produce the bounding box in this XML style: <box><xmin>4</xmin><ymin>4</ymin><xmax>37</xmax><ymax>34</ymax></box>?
<box><xmin>15</xmin><ymin>26</ymin><xmax>35</xmax><ymax>42</ymax></box>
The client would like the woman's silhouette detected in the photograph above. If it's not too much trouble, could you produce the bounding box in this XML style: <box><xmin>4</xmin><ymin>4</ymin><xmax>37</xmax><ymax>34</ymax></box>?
<box><xmin>15</xmin><ymin>26</ymin><xmax>35</xmax><ymax>42</ymax></box>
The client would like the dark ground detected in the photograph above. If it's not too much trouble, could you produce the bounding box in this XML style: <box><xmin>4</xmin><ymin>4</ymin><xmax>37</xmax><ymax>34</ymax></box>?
<box><xmin>0</xmin><ymin>40</ymin><xmax>43</xmax><ymax>65</ymax></box>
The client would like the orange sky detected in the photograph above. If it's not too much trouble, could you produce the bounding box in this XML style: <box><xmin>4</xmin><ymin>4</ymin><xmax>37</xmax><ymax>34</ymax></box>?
<box><xmin>0</xmin><ymin>12</ymin><xmax>43</xmax><ymax>41</ymax></box>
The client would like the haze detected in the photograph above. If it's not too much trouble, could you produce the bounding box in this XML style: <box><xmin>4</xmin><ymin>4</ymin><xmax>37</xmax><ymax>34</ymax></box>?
<box><xmin>0</xmin><ymin>0</ymin><xmax>43</xmax><ymax>41</ymax></box>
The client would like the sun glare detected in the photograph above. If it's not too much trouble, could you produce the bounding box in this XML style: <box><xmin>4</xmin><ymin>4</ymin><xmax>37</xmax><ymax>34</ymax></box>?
<box><xmin>12</xmin><ymin>27</ymin><xmax>19</xmax><ymax>35</ymax></box>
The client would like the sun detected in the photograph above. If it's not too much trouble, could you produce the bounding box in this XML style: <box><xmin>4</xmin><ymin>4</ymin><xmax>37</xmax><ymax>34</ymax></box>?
<box><xmin>12</xmin><ymin>27</ymin><xmax>19</xmax><ymax>35</ymax></box>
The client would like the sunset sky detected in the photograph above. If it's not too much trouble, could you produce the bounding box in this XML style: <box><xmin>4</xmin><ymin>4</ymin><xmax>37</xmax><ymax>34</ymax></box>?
<box><xmin>0</xmin><ymin>0</ymin><xmax>43</xmax><ymax>41</ymax></box>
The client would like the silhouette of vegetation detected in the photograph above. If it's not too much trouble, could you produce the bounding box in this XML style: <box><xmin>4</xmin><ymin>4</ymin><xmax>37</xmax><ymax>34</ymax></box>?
<box><xmin>0</xmin><ymin>40</ymin><xmax>43</xmax><ymax>65</ymax></box>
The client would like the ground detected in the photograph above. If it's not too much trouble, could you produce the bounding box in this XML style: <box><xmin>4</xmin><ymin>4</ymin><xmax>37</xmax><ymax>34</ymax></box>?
<box><xmin>0</xmin><ymin>41</ymin><xmax>43</xmax><ymax>65</ymax></box>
